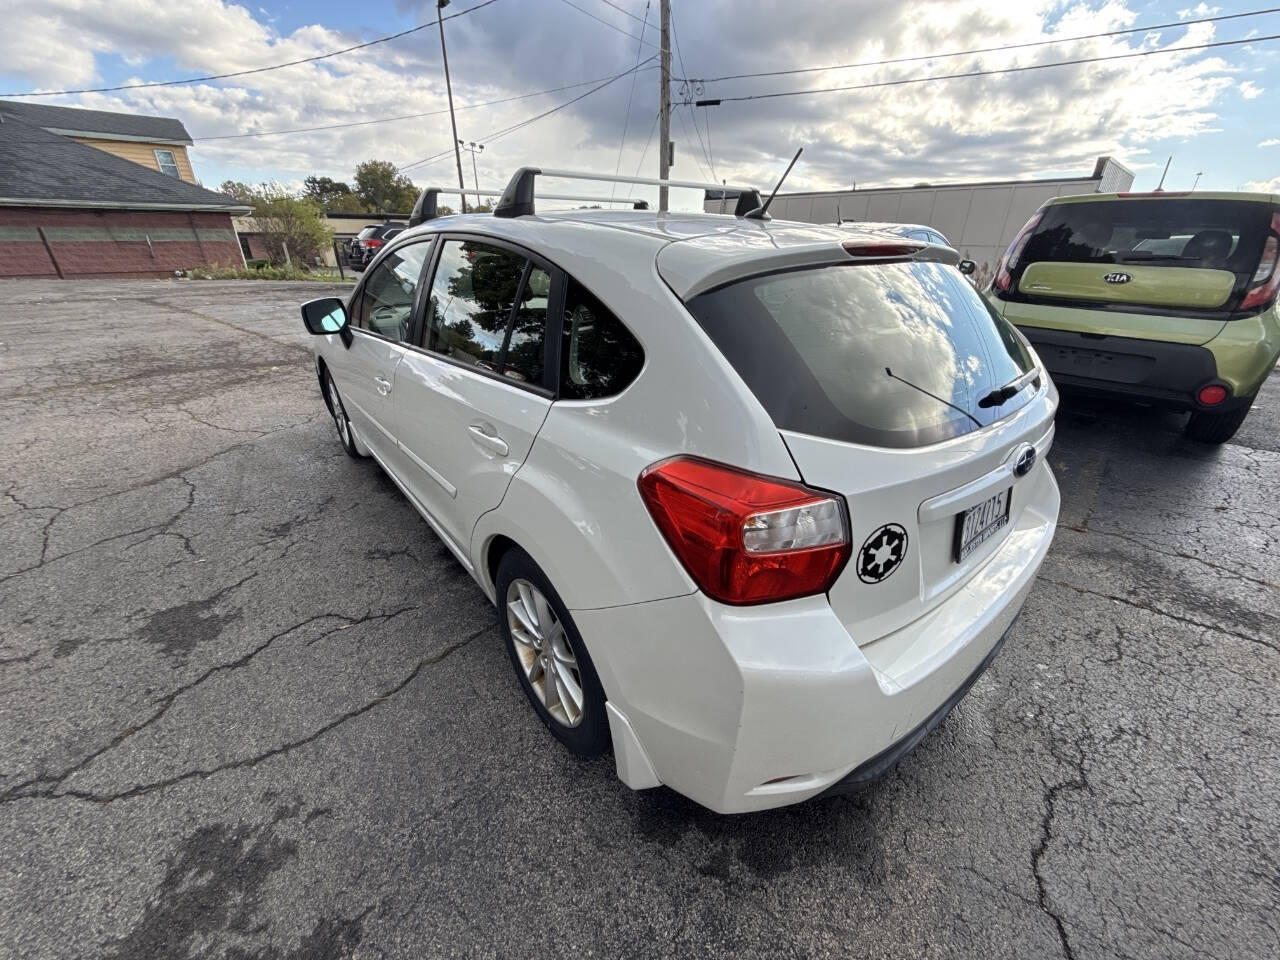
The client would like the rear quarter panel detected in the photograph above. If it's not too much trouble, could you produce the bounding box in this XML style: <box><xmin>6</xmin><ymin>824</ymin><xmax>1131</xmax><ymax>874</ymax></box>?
<box><xmin>1204</xmin><ymin>305</ymin><xmax>1280</xmax><ymax>395</ymax></box>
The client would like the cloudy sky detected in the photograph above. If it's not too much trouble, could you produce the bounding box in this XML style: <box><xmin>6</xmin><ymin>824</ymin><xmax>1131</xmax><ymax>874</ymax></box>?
<box><xmin>0</xmin><ymin>0</ymin><xmax>1276</xmax><ymax>209</ymax></box>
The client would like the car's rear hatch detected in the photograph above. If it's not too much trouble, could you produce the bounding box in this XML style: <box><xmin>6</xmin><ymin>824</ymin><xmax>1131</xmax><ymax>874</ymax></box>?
<box><xmin>996</xmin><ymin>195</ymin><xmax>1276</xmax><ymax>342</ymax></box>
<box><xmin>676</xmin><ymin>243</ymin><xmax>1055</xmax><ymax>643</ymax></box>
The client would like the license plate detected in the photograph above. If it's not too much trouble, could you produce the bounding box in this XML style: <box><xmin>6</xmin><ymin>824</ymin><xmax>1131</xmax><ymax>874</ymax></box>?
<box><xmin>954</xmin><ymin>488</ymin><xmax>1011</xmax><ymax>562</ymax></box>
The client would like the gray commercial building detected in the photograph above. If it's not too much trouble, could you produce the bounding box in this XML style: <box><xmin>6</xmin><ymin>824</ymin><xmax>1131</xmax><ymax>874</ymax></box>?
<box><xmin>706</xmin><ymin>156</ymin><xmax>1134</xmax><ymax>286</ymax></box>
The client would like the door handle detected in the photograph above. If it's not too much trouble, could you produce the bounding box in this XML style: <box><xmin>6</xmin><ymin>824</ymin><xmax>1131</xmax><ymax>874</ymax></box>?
<box><xmin>467</xmin><ymin>423</ymin><xmax>509</xmax><ymax>457</ymax></box>
<box><xmin>374</xmin><ymin>376</ymin><xmax>392</xmax><ymax>396</ymax></box>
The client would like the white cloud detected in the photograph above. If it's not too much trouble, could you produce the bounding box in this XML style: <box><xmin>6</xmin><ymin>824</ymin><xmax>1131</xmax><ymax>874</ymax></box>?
<box><xmin>0</xmin><ymin>0</ymin><xmax>1267</xmax><ymax>205</ymax></box>
<box><xmin>1240</xmin><ymin>80</ymin><xmax>1264</xmax><ymax>99</ymax></box>
<box><xmin>1178</xmin><ymin>4</ymin><xmax>1220</xmax><ymax>19</ymax></box>
<box><xmin>1260</xmin><ymin>138</ymin><xmax>1280</xmax><ymax>147</ymax></box>
<box><xmin>1245</xmin><ymin>176</ymin><xmax>1280</xmax><ymax>192</ymax></box>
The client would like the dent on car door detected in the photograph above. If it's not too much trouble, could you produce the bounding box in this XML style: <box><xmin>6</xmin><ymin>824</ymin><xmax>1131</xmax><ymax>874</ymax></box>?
<box><xmin>391</xmin><ymin>237</ymin><xmax>555</xmax><ymax>554</ymax></box>
<box><xmin>336</xmin><ymin>239</ymin><xmax>433</xmax><ymax>460</ymax></box>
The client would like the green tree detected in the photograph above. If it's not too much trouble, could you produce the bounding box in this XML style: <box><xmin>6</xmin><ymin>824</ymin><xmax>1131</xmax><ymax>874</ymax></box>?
<box><xmin>301</xmin><ymin>175</ymin><xmax>356</xmax><ymax>210</ymax></box>
<box><xmin>218</xmin><ymin>180</ymin><xmax>255</xmax><ymax>204</ymax></box>
<box><xmin>240</xmin><ymin>184</ymin><xmax>333</xmax><ymax>266</ymax></box>
<box><xmin>353</xmin><ymin>160</ymin><xmax>418</xmax><ymax>214</ymax></box>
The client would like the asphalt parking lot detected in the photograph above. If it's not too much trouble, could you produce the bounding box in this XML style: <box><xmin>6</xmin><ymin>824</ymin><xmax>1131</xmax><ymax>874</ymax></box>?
<box><xmin>1</xmin><ymin>277</ymin><xmax>1277</xmax><ymax>960</ymax></box>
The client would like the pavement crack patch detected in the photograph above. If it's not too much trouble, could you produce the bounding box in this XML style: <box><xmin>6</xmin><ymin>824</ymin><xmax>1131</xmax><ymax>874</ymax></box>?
<box><xmin>1032</xmin><ymin>745</ymin><xmax>1093</xmax><ymax>960</ymax></box>
<box><xmin>11</xmin><ymin>622</ymin><xmax>490</xmax><ymax>806</ymax></box>
<box><xmin>1069</xmin><ymin>527</ymin><xmax>1278</xmax><ymax>590</ymax></box>
<box><xmin>0</xmin><ymin>416</ymin><xmax>327</xmax><ymax>588</ymax></box>
<box><xmin>1039</xmin><ymin>576</ymin><xmax>1279</xmax><ymax>654</ymax></box>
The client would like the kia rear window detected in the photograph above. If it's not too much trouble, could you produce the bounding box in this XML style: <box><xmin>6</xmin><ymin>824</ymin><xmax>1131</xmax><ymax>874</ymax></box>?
<box><xmin>1015</xmin><ymin>198</ymin><xmax>1271</xmax><ymax>302</ymax></box>
<box><xmin>686</xmin><ymin>262</ymin><xmax>1036</xmax><ymax>448</ymax></box>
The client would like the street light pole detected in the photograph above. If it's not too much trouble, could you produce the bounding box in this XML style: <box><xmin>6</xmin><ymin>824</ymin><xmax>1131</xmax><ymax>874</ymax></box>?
<box><xmin>459</xmin><ymin>140</ymin><xmax>483</xmax><ymax>195</ymax></box>
<box><xmin>437</xmin><ymin>0</ymin><xmax>468</xmax><ymax>213</ymax></box>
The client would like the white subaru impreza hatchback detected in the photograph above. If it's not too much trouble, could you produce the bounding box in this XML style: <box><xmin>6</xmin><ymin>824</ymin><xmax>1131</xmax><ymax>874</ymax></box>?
<box><xmin>300</xmin><ymin>170</ymin><xmax>1060</xmax><ymax>814</ymax></box>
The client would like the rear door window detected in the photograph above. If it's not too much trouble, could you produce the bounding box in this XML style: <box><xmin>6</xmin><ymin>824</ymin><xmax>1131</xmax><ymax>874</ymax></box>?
<box><xmin>686</xmin><ymin>261</ymin><xmax>1035</xmax><ymax>448</ymax></box>
<box><xmin>424</xmin><ymin>239</ymin><xmax>524</xmax><ymax>372</ymax></box>
<box><xmin>503</xmin><ymin>265</ymin><xmax>551</xmax><ymax>385</ymax></box>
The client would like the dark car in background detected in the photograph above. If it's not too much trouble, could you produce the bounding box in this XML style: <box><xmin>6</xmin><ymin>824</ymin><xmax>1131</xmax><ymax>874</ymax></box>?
<box><xmin>349</xmin><ymin>222</ymin><xmax>405</xmax><ymax>271</ymax></box>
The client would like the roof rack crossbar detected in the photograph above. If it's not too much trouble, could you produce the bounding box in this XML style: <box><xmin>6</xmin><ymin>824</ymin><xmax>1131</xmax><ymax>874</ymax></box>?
<box><xmin>493</xmin><ymin>167</ymin><xmax>760</xmax><ymax>218</ymax></box>
<box><xmin>409</xmin><ymin>184</ymin><xmax>645</xmax><ymax>225</ymax></box>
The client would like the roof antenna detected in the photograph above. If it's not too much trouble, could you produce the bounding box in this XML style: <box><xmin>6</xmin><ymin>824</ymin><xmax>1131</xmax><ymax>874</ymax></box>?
<box><xmin>836</xmin><ymin>202</ymin><xmax>842</xmax><ymax>226</ymax></box>
<box><xmin>745</xmin><ymin>147</ymin><xmax>802</xmax><ymax>220</ymax></box>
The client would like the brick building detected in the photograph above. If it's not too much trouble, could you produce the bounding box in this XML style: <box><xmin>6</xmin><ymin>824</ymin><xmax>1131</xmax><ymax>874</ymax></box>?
<box><xmin>0</xmin><ymin>109</ymin><xmax>248</xmax><ymax>279</ymax></box>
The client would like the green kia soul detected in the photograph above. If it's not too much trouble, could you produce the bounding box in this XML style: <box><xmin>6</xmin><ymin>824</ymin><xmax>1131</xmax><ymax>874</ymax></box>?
<box><xmin>987</xmin><ymin>191</ymin><xmax>1280</xmax><ymax>443</ymax></box>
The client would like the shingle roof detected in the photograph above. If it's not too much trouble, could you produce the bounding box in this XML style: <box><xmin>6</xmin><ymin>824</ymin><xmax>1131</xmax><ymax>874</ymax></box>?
<box><xmin>0</xmin><ymin>116</ymin><xmax>247</xmax><ymax>211</ymax></box>
<box><xmin>0</xmin><ymin>100</ymin><xmax>192</xmax><ymax>144</ymax></box>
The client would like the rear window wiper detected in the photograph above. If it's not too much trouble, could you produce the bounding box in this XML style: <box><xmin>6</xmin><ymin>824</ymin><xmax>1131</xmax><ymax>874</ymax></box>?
<box><xmin>978</xmin><ymin>367</ymin><xmax>1041</xmax><ymax>408</ymax></box>
<box><xmin>1115</xmin><ymin>253</ymin><xmax>1201</xmax><ymax>263</ymax></box>
<box><xmin>885</xmin><ymin>367</ymin><xmax>981</xmax><ymax>428</ymax></box>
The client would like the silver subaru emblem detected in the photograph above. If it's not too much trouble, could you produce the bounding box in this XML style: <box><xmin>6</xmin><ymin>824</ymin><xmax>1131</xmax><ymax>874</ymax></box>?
<box><xmin>1014</xmin><ymin>445</ymin><xmax>1037</xmax><ymax>477</ymax></box>
<box><xmin>1103</xmin><ymin>272</ymin><xmax>1132</xmax><ymax>284</ymax></box>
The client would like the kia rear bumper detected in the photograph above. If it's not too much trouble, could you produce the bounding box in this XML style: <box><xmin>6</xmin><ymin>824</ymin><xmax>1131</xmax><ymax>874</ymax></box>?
<box><xmin>573</xmin><ymin>462</ymin><xmax>1059</xmax><ymax>814</ymax></box>
<box><xmin>1019</xmin><ymin>326</ymin><xmax>1251</xmax><ymax>412</ymax></box>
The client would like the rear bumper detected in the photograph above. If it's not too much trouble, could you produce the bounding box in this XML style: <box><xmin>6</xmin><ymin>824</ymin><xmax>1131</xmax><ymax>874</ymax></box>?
<box><xmin>1020</xmin><ymin>326</ymin><xmax>1249</xmax><ymax>412</ymax></box>
<box><xmin>816</xmin><ymin>625</ymin><xmax>1009</xmax><ymax>798</ymax></box>
<box><xmin>573</xmin><ymin>462</ymin><xmax>1059</xmax><ymax>814</ymax></box>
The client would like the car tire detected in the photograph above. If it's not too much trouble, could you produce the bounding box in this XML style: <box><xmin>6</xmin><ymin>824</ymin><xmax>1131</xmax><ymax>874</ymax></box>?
<box><xmin>495</xmin><ymin>547</ymin><xmax>610</xmax><ymax>757</ymax></box>
<box><xmin>1184</xmin><ymin>398</ymin><xmax>1253</xmax><ymax>445</ymax></box>
<box><xmin>324</xmin><ymin>371</ymin><xmax>361</xmax><ymax>459</ymax></box>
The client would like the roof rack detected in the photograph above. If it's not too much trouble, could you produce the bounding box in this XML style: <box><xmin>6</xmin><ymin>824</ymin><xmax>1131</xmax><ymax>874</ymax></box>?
<box><xmin>408</xmin><ymin>186</ymin><xmax>650</xmax><ymax>226</ymax></box>
<box><xmin>491</xmin><ymin>168</ymin><xmax>765</xmax><ymax>219</ymax></box>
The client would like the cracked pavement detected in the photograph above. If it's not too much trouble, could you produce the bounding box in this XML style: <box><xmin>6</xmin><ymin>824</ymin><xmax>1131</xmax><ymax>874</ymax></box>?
<box><xmin>1</xmin><ymin>278</ymin><xmax>1277</xmax><ymax>959</ymax></box>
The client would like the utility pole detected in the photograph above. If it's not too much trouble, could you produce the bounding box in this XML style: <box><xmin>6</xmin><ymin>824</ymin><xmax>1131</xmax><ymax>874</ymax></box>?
<box><xmin>437</xmin><ymin>0</ymin><xmax>467</xmax><ymax>212</ymax></box>
<box><xmin>658</xmin><ymin>0</ymin><xmax>671</xmax><ymax>212</ymax></box>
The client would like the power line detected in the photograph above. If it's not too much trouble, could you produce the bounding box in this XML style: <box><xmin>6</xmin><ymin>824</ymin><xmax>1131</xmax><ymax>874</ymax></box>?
<box><xmin>682</xmin><ymin>6</ymin><xmax>1280</xmax><ymax>84</ymax></box>
<box><xmin>674</xmin><ymin>105</ymin><xmax>710</xmax><ymax>181</ymax></box>
<box><xmin>397</xmin><ymin>56</ymin><xmax>657</xmax><ymax>173</ymax></box>
<box><xmin>612</xmin><ymin>2</ymin><xmax>651</xmax><ymax>199</ymax></box>
<box><xmin>710</xmin><ymin>32</ymin><xmax>1280</xmax><ymax>104</ymax></box>
<box><xmin>669</xmin><ymin>12</ymin><xmax>715</xmax><ymax>180</ymax></box>
<box><xmin>0</xmin><ymin>0</ymin><xmax>502</xmax><ymax>98</ymax></box>
<box><xmin>557</xmin><ymin>0</ymin><xmax>658</xmax><ymax>47</ymax></box>
<box><xmin>195</xmin><ymin>70</ymin><xmax>656</xmax><ymax>141</ymax></box>
<box><xmin>596</xmin><ymin>0</ymin><xmax>647</xmax><ymax>24</ymax></box>
<box><xmin>626</xmin><ymin>110</ymin><xmax>662</xmax><ymax>199</ymax></box>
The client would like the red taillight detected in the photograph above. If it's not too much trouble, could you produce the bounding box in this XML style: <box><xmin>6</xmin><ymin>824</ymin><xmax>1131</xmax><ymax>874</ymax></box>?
<box><xmin>1198</xmin><ymin>384</ymin><xmax>1229</xmax><ymax>406</ymax></box>
<box><xmin>638</xmin><ymin>457</ymin><xmax>850</xmax><ymax>605</ymax></box>
<box><xmin>993</xmin><ymin>211</ymin><xmax>1043</xmax><ymax>293</ymax></box>
<box><xmin>842</xmin><ymin>240</ymin><xmax>925</xmax><ymax>258</ymax></box>
<box><xmin>1240</xmin><ymin>213</ymin><xmax>1280</xmax><ymax>311</ymax></box>
<box><xmin>366</xmin><ymin>238</ymin><xmax>384</xmax><ymax>249</ymax></box>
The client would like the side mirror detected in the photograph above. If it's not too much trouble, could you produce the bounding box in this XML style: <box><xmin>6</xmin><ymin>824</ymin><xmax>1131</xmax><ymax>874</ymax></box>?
<box><xmin>301</xmin><ymin>297</ymin><xmax>348</xmax><ymax>335</ymax></box>
<box><xmin>958</xmin><ymin>259</ymin><xmax>976</xmax><ymax>276</ymax></box>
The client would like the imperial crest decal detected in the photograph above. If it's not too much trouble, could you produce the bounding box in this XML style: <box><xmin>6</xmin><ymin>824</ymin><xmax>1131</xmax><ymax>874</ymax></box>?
<box><xmin>858</xmin><ymin>524</ymin><xmax>908</xmax><ymax>584</ymax></box>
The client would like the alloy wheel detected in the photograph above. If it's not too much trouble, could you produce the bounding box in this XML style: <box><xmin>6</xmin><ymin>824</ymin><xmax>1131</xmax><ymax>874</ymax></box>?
<box><xmin>327</xmin><ymin>377</ymin><xmax>350</xmax><ymax>446</ymax></box>
<box><xmin>505</xmin><ymin>578</ymin><xmax>585</xmax><ymax>728</ymax></box>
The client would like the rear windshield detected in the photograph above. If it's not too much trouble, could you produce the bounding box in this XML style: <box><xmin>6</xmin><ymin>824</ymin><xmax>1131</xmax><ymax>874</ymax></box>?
<box><xmin>1014</xmin><ymin>198</ymin><xmax>1271</xmax><ymax>307</ymax></box>
<box><xmin>686</xmin><ymin>261</ymin><xmax>1036</xmax><ymax>448</ymax></box>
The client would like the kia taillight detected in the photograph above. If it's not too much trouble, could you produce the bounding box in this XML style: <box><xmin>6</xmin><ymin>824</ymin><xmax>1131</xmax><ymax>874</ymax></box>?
<box><xmin>638</xmin><ymin>457</ymin><xmax>850</xmax><ymax>605</ymax></box>
<box><xmin>993</xmin><ymin>211</ymin><xmax>1043</xmax><ymax>293</ymax></box>
<box><xmin>1240</xmin><ymin>212</ymin><xmax>1280</xmax><ymax>311</ymax></box>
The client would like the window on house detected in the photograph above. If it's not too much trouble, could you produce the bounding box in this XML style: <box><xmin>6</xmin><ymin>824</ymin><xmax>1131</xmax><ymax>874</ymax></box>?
<box><xmin>155</xmin><ymin>149</ymin><xmax>181</xmax><ymax>178</ymax></box>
